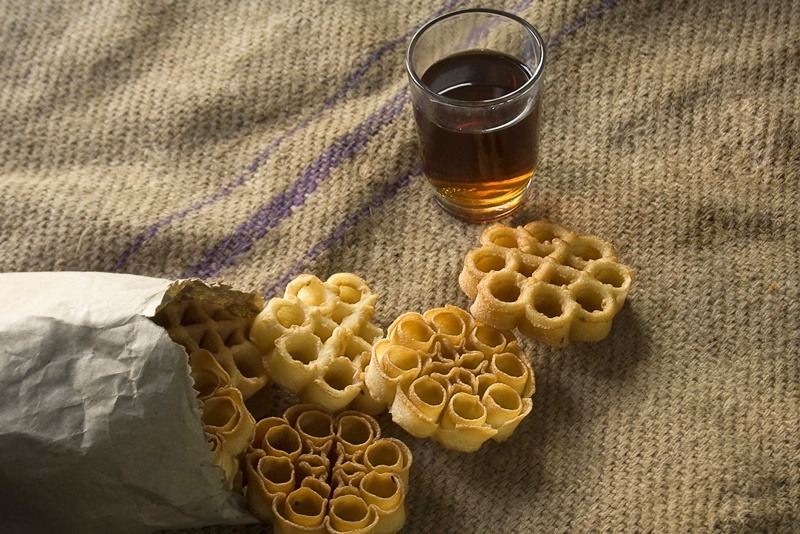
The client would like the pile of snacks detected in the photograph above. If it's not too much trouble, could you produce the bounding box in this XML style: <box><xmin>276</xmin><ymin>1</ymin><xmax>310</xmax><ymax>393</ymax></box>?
<box><xmin>189</xmin><ymin>350</ymin><xmax>256</xmax><ymax>491</ymax></box>
<box><xmin>366</xmin><ymin>305</ymin><xmax>535</xmax><ymax>452</ymax></box>
<box><xmin>152</xmin><ymin>284</ymin><xmax>266</xmax><ymax>490</ymax></box>
<box><xmin>250</xmin><ymin>274</ymin><xmax>384</xmax><ymax>414</ymax></box>
<box><xmin>143</xmin><ymin>218</ymin><xmax>633</xmax><ymax>526</ymax></box>
<box><xmin>460</xmin><ymin>221</ymin><xmax>635</xmax><ymax>347</ymax></box>
<box><xmin>246</xmin><ymin>404</ymin><xmax>412</xmax><ymax>534</ymax></box>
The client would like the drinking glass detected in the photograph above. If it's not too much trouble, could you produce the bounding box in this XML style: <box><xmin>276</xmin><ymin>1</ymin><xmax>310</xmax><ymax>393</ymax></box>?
<box><xmin>406</xmin><ymin>8</ymin><xmax>545</xmax><ymax>222</ymax></box>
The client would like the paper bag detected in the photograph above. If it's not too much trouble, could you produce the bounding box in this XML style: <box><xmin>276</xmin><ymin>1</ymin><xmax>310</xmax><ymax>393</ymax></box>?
<box><xmin>0</xmin><ymin>272</ymin><xmax>258</xmax><ymax>533</ymax></box>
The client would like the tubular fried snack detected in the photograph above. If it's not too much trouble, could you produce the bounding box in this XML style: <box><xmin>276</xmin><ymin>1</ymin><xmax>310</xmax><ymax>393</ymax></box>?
<box><xmin>245</xmin><ymin>404</ymin><xmax>412</xmax><ymax>534</ymax></box>
<box><xmin>189</xmin><ymin>349</ymin><xmax>232</xmax><ymax>401</ymax></box>
<box><xmin>201</xmin><ymin>386</ymin><xmax>256</xmax><ymax>491</ymax></box>
<box><xmin>459</xmin><ymin>221</ymin><xmax>635</xmax><ymax>347</ymax></box>
<box><xmin>250</xmin><ymin>274</ymin><xmax>384</xmax><ymax>414</ymax></box>
<box><xmin>365</xmin><ymin>306</ymin><xmax>535</xmax><ymax>452</ymax></box>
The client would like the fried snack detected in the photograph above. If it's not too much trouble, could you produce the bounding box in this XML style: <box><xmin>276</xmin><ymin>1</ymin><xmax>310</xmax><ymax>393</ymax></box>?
<box><xmin>245</xmin><ymin>404</ymin><xmax>412</xmax><ymax>534</ymax></box>
<box><xmin>365</xmin><ymin>306</ymin><xmax>535</xmax><ymax>452</ymax></box>
<box><xmin>459</xmin><ymin>221</ymin><xmax>635</xmax><ymax>347</ymax></box>
<box><xmin>201</xmin><ymin>385</ymin><xmax>256</xmax><ymax>492</ymax></box>
<box><xmin>151</xmin><ymin>283</ymin><xmax>265</xmax><ymax>491</ymax></box>
<box><xmin>189</xmin><ymin>348</ymin><xmax>232</xmax><ymax>400</ymax></box>
<box><xmin>250</xmin><ymin>274</ymin><xmax>383</xmax><ymax>414</ymax></box>
<box><xmin>153</xmin><ymin>294</ymin><xmax>269</xmax><ymax>400</ymax></box>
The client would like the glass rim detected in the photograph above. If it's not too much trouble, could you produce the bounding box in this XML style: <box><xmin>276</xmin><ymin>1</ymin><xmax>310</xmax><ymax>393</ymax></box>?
<box><xmin>406</xmin><ymin>8</ymin><xmax>546</xmax><ymax>108</ymax></box>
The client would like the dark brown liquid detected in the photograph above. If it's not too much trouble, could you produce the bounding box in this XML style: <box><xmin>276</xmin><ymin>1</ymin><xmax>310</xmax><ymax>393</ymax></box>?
<box><xmin>416</xmin><ymin>51</ymin><xmax>540</xmax><ymax>216</ymax></box>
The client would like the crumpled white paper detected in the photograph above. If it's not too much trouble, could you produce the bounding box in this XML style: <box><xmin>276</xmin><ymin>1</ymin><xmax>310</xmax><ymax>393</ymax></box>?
<box><xmin>0</xmin><ymin>272</ymin><xmax>258</xmax><ymax>533</ymax></box>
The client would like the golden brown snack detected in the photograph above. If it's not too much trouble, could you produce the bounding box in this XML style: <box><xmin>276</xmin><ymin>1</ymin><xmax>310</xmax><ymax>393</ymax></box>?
<box><xmin>153</xmin><ymin>291</ymin><xmax>269</xmax><ymax>400</ymax></box>
<box><xmin>459</xmin><ymin>221</ymin><xmax>635</xmax><ymax>347</ymax></box>
<box><xmin>245</xmin><ymin>404</ymin><xmax>412</xmax><ymax>534</ymax></box>
<box><xmin>250</xmin><ymin>274</ymin><xmax>383</xmax><ymax>414</ymax></box>
<box><xmin>151</xmin><ymin>282</ymin><xmax>265</xmax><ymax>491</ymax></box>
<box><xmin>365</xmin><ymin>306</ymin><xmax>535</xmax><ymax>452</ymax></box>
<box><xmin>188</xmin><ymin>348</ymin><xmax>232</xmax><ymax>400</ymax></box>
<box><xmin>201</xmin><ymin>385</ymin><xmax>255</xmax><ymax>491</ymax></box>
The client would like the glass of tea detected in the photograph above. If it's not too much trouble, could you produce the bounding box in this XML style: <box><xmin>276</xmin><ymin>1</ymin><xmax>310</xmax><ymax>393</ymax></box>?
<box><xmin>406</xmin><ymin>8</ymin><xmax>545</xmax><ymax>222</ymax></box>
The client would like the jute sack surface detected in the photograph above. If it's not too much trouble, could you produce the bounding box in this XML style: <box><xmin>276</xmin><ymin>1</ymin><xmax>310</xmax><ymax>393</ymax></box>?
<box><xmin>1</xmin><ymin>0</ymin><xmax>798</xmax><ymax>532</ymax></box>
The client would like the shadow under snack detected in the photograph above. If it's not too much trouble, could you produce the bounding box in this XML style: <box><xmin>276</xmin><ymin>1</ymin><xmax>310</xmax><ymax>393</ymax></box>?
<box><xmin>415</xmin><ymin>303</ymin><xmax>646</xmax><ymax>527</ymax></box>
<box><xmin>566</xmin><ymin>302</ymin><xmax>650</xmax><ymax>381</ymax></box>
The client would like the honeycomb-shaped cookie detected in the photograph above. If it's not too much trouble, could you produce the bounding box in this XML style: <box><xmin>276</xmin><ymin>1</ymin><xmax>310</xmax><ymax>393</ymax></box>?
<box><xmin>365</xmin><ymin>306</ymin><xmax>535</xmax><ymax>453</ymax></box>
<box><xmin>250</xmin><ymin>274</ymin><xmax>384</xmax><ymax>414</ymax></box>
<box><xmin>245</xmin><ymin>404</ymin><xmax>412</xmax><ymax>534</ymax></box>
<box><xmin>459</xmin><ymin>221</ymin><xmax>635</xmax><ymax>348</ymax></box>
<box><xmin>153</xmin><ymin>298</ymin><xmax>269</xmax><ymax>399</ymax></box>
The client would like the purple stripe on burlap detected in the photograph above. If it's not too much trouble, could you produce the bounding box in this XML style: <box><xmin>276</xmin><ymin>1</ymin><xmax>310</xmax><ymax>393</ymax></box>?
<box><xmin>111</xmin><ymin>0</ymin><xmax>462</xmax><ymax>272</ymax></box>
<box><xmin>262</xmin><ymin>166</ymin><xmax>423</xmax><ymax>299</ymax></box>
<box><xmin>548</xmin><ymin>0</ymin><xmax>615</xmax><ymax>49</ymax></box>
<box><xmin>324</xmin><ymin>0</ymin><xmax>466</xmax><ymax>109</ymax></box>
<box><xmin>183</xmin><ymin>87</ymin><xmax>412</xmax><ymax>279</ymax></box>
<box><xmin>189</xmin><ymin>0</ymin><xmax>537</xmax><ymax>282</ymax></box>
<box><xmin>258</xmin><ymin>0</ymin><xmax>619</xmax><ymax>297</ymax></box>
<box><xmin>111</xmin><ymin>119</ymin><xmax>310</xmax><ymax>272</ymax></box>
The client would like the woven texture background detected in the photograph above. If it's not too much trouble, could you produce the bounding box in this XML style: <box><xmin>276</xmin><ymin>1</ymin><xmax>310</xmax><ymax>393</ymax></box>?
<box><xmin>2</xmin><ymin>0</ymin><xmax>799</xmax><ymax>532</ymax></box>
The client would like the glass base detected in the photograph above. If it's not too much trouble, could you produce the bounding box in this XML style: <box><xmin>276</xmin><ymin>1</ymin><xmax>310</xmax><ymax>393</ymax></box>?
<box><xmin>431</xmin><ymin>183</ymin><xmax>529</xmax><ymax>223</ymax></box>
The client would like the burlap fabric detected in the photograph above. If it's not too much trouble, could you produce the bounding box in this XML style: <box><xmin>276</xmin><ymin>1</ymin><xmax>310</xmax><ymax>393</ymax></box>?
<box><xmin>1</xmin><ymin>0</ymin><xmax>798</xmax><ymax>532</ymax></box>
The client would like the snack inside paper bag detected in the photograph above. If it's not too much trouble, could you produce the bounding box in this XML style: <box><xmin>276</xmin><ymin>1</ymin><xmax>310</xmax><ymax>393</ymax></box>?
<box><xmin>0</xmin><ymin>272</ymin><xmax>260</xmax><ymax>533</ymax></box>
